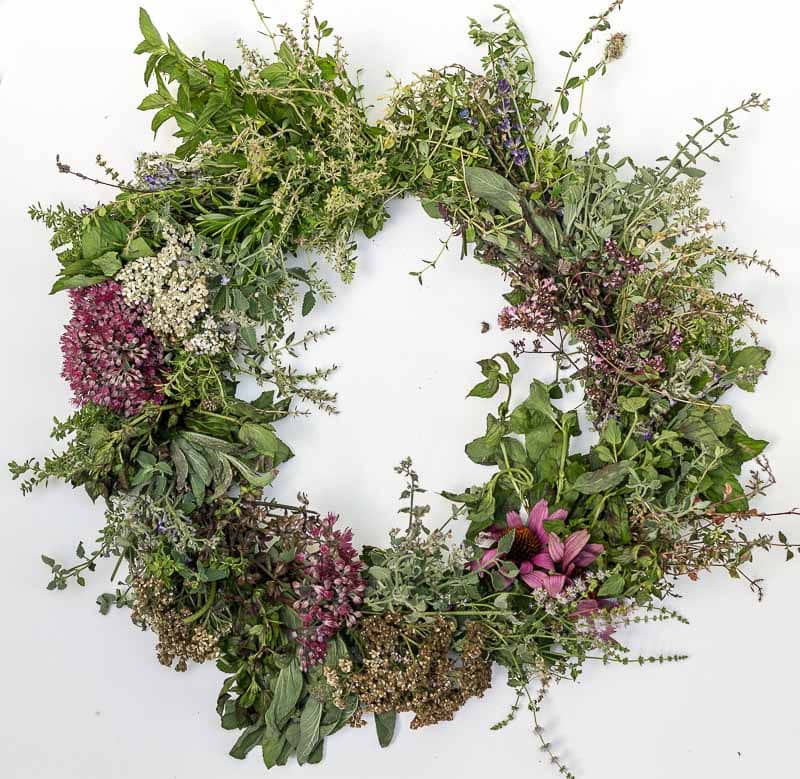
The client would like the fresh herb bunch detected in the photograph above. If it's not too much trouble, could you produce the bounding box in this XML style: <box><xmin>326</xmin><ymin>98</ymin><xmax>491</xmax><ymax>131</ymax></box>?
<box><xmin>11</xmin><ymin>2</ymin><xmax>798</xmax><ymax>777</ymax></box>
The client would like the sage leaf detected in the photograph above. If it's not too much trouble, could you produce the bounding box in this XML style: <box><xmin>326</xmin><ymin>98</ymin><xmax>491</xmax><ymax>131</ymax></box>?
<box><xmin>296</xmin><ymin>696</ymin><xmax>323</xmax><ymax>764</ymax></box>
<box><xmin>261</xmin><ymin>732</ymin><xmax>286</xmax><ymax>769</ymax></box>
<box><xmin>572</xmin><ymin>461</ymin><xmax>632</xmax><ymax>495</ymax></box>
<box><xmin>229</xmin><ymin>725</ymin><xmax>265</xmax><ymax>760</ymax></box>
<box><xmin>374</xmin><ymin>710</ymin><xmax>397</xmax><ymax>748</ymax></box>
<box><xmin>271</xmin><ymin>659</ymin><xmax>303</xmax><ymax>728</ymax></box>
<box><xmin>464</xmin><ymin>166</ymin><xmax>522</xmax><ymax>216</ymax></box>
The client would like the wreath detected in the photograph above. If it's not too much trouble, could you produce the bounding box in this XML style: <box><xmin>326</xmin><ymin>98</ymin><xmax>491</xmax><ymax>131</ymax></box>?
<box><xmin>11</xmin><ymin>2</ymin><xmax>798</xmax><ymax>775</ymax></box>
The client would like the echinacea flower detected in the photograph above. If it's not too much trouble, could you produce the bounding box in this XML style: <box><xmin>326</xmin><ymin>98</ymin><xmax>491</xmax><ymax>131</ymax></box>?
<box><xmin>469</xmin><ymin>499</ymin><xmax>603</xmax><ymax>596</ymax></box>
<box><xmin>470</xmin><ymin>499</ymin><xmax>566</xmax><ymax>588</ymax></box>
<box><xmin>520</xmin><ymin>529</ymin><xmax>604</xmax><ymax>596</ymax></box>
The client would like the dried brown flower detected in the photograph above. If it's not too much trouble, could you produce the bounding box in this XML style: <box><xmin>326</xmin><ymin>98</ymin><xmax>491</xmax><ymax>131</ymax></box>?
<box><xmin>130</xmin><ymin>576</ymin><xmax>219</xmax><ymax>672</ymax></box>
<box><xmin>331</xmin><ymin>613</ymin><xmax>491</xmax><ymax>729</ymax></box>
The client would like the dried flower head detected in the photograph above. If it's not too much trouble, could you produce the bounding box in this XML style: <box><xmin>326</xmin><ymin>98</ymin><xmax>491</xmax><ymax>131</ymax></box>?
<box><xmin>605</xmin><ymin>32</ymin><xmax>627</xmax><ymax>61</ymax></box>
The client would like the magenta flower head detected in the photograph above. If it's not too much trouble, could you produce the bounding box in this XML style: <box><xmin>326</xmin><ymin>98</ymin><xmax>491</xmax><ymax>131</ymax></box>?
<box><xmin>470</xmin><ymin>499</ymin><xmax>603</xmax><ymax>595</ymax></box>
<box><xmin>520</xmin><ymin>528</ymin><xmax>604</xmax><ymax>596</ymax></box>
<box><xmin>292</xmin><ymin>513</ymin><xmax>366</xmax><ymax>670</ymax></box>
<box><xmin>60</xmin><ymin>280</ymin><xmax>166</xmax><ymax>417</ymax></box>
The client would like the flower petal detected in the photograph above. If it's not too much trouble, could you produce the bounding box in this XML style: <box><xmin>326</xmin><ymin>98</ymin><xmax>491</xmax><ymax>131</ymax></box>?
<box><xmin>527</xmin><ymin>499</ymin><xmax>549</xmax><ymax>531</ymax></box>
<box><xmin>547</xmin><ymin>532</ymin><xmax>565</xmax><ymax>563</ymax></box>
<box><xmin>472</xmin><ymin>548</ymin><xmax>499</xmax><ymax>572</ymax></box>
<box><xmin>547</xmin><ymin>508</ymin><xmax>568</xmax><ymax>522</ymax></box>
<box><xmin>570</xmin><ymin>599</ymin><xmax>600</xmax><ymax>617</ymax></box>
<box><xmin>543</xmin><ymin>574</ymin><xmax>567</xmax><ymax>596</ymax></box>
<box><xmin>561</xmin><ymin>530</ymin><xmax>590</xmax><ymax>570</ymax></box>
<box><xmin>573</xmin><ymin>543</ymin><xmax>604</xmax><ymax>569</ymax></box>
<box><xmin>521</xmin><ymin>570</ymin><xmax>547</xmax><ymax>589</ymax></box>
<box><xmin>506</xmin><ymin>511</ymin><xmax>524</xmax><ymax>529</ymax></box>
<box><xmin>531</xmin><ymin>551</ymin><xmax>554</xmax><ymax>570</ymax></box>
<box><xmin>519</xmin><ymin>560</ymin><xmax>533</xmax><ymax>574</ymax></box>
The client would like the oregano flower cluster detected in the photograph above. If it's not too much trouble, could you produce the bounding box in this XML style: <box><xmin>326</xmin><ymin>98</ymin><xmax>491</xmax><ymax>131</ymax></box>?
<box><xmin>60</xmin><ymin>280</ymin><xmax>165</xmax><ymax>416</ymax></box>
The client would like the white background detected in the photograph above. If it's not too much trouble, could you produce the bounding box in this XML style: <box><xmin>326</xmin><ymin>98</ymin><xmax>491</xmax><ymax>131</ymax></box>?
<box><xmin>1</xmin><ymin>1</ymin><xmax>799</xmax><ymax>777</ymax></box>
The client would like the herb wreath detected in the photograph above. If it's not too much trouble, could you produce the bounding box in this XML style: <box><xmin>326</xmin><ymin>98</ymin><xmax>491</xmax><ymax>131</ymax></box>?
<box><xmin>11</xmin><ymin>2</ymin><xmax>799</xmax><ymax>776</ymax></box>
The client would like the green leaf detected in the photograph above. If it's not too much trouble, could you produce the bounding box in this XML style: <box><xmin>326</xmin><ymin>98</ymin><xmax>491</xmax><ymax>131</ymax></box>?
<box><xmin>224</xmin><ymin>454</ymin><xmax>277</xmax><ymax>488</ymax></box>
<box><xmin>420</xmin><ymin>199</ymin><xmax>443</xmax><ymax>219</ymax></box>
<box><xmin>139</xmin><ymin>8</ymin><xmax>164</xmax><ymax>50</ymax></box>
<box><xmin>465</xmin><ymin>417</ymin><xmax>505</xmax><ymax>465</ymax></box>
<box><xmin>170</xmin><ymin>441</ymin><xmax>189</xmax><ymax>492</ymax></box>
<box><xmin>49</xmin><ymin>274</ymin><xmax>106</xmax><ymax>295</ymax></box>
<box><xmin>122</xmin><ymin>237</ymin><xmax>153</xmax><ymax>260</ymax></box>
<box><xmin>261</xmin><ymin>732</ymin><xmax>286</xmax><ymax>769</ymax></box>
<box><xmin>302</xmin><ymin>291</ymin><xmax>316</xmax><ymax>316</ymax></box>
<box><xmin>296</xmin><ymin>697</ymin><xmax>323</xmax><ymax>764</ymax></box>
<box><xmin>150</xmin><ymin>106</ymin><xmax>173</xmax><ymax>134</ymax></box>
<box><xmin>93</xmin><ymin>251</ymin><xmax>122</xmax><ymax>277</ymax></box>
<box><xmin>307</xmin><ymin>741</ymin><xmax>324</xmax><ymax>764</ymax></box>
<box><xmin>464</xmin><ymin>167</ymin><xmax>522</xmax><ymax>216</ymax></box>
<box><xmin>602</xmin><ymin>419</ymin><xmax>622</xmax><ymax>446</ymax></box>
<box><xmin>619</xmin><ymin>396</ymin><xmax>648</xmax><ymax>413</ymax></box>
<box><xmin>526</xmin><ymin>380</ymin><xmax>556</xmax><ymax>419</ymax></box>
<box><xmin>530</xmin><ymin>212</ymin><xmax>562</xmax><ymax>252</ymax></box>
<box><xmin>229</xmin><ymin>725</ymin><xmax>265</xmax><ymax>760</ymax></box>
<box><xmin>260</xmin><ymin>62</ymin><xmax>290</xmax><ymax>87</ymax></box>
<box><xmin>374</xmin><ymin>711</ymin><xmax>396</xmax><ymax>748</ymax></box>
<box><xmin>240</xmin><ymin>325</ymin><xmax>259</xmax><ymax>351</ymax></box>
<box><xmin>674</xmin><ymin>415</ymin><xmax>723</xmax><ymax>452</ymax></box>
<box><xmin>271</xmin><ymin>659</ymin><xmax>303</xmax><ymax>729</ymax></box>
<box><xmin>524</xmin><ymin>424</ymin><xmax>556</xmax><ymax>462</ymax></box>
<box><xmin>137</xmin><ymin>93</ymin><xmax>168</xmax><ymax>111</ymax></box>
<box><xmin>177</xmin><ymin>439</ymin><xmax>212</xmax><ymax>485</ymax></box>
<box><xmin>572</xmin><ymin>461</ymin><xmax>632</xmax><ymax>495</ymax></box>
<box><xmin>238</xmin><ymin>423</ymin><xmax>292</xmax><ymax>464</ymax></box>
<box><xmin>725</xmin><ymin>422</ymin><xmax>768</xmax><ymax>463</ymax></box>
<box><xmin>497</xmin><ymin>530</ymin><xmax>514</xmax><ymax>556</ymax></box>
<box><xmin>468</xmin><ymin>377</ymin><xmax>500</xmax><ymax>399</ymax></box>
<box><xmin>704</xmin><ymin>405</ymin><xmax>735</xmax><ymax>437</ymax></box>
<box><xmin>597</xmin><ymin>573</ymin><xmax>625</xmax><ymax>597</ymax></box>
<box><xmin>728</xmin><ymin>346</ymin><xmax>770</xmax><ymax>391</ymax></box>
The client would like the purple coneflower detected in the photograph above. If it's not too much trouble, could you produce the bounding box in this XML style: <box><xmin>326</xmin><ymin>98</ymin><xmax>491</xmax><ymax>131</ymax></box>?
<box><xmin>470</xmin><ymin>499</ymin><xmax>603</xmax><ymax>596</ymax></box>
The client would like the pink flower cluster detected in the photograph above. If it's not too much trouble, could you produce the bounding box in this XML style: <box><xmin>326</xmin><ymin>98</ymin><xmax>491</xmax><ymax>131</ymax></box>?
<box><xmin>292</xmin><ymin>513</ymin><xmax>366</xmax><ymax>670</ymax></box>
<box><xmin>497</xmin><ymin>277</ymin><xmax>558</xmax><ymax>335</ymax></box>
<box><xmin>60</xmin><ymin>280</ymin><xmax>166</xmax><ymax>417</ymax></box>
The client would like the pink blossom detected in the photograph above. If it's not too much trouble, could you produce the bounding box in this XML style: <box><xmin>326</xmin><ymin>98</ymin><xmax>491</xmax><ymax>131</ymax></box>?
<box><xmin>470</xmin><ymin>499</ymin><xmax>603</xmax><ymax>596</ymax></box>
<box><xmin>60</xmin><ymin>281</ymin><xmax>165</xmax><ymax>416</ymax></box>
<box><xmin>292</xmin><ymin>513</ymin><xmax>366</xmax><ymax>670</ymax></box>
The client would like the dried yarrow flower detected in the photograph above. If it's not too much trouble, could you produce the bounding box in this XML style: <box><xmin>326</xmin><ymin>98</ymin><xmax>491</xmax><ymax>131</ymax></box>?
<box><xmin>336</xmin><ymin>614</ymin><xmax>492</xmax><ymax>729</ymax></box>
<box><xmin>292</xmin><ymin>512</ymin><xmax>366</xmax><ymax>670</ymax></box>
<box><xmin>60</xmin><ymin>280</ymin><xmax>165</xmax><ymax>416</ymax></box>
<box><xmin>130</xmin><ymin>575</ymin><xmax>220</xmax><ymax>672</ymax></box>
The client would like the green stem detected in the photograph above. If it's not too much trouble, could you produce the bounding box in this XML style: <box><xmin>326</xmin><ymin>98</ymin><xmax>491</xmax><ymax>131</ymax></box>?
<box><xmin>183</xmin><ymin>580</ymin><xmax>217</xmax><ymax>625</ymax></box>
